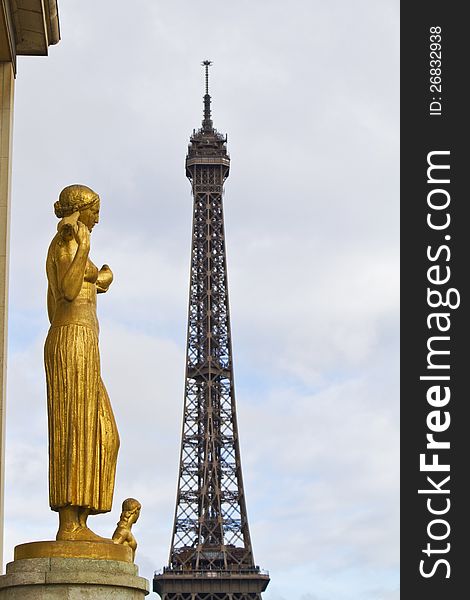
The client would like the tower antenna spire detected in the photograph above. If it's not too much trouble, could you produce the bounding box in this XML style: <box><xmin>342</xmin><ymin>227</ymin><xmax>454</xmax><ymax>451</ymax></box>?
<box><xmin>201</xmin><ymin>59</ymin><xmax>213</xmax><ymax>130</ymax></box>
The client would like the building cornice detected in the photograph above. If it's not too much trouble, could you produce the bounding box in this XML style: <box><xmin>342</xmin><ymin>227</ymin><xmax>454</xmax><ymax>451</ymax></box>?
<box><xmin>1</xmin><ymin>0</ymin><xmax>60</xmax><ymax>72</ymax></box>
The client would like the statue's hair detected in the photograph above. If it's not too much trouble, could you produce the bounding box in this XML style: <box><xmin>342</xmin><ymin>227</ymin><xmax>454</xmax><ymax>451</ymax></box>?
<box><xmin>122</xmin><ymin>498</ymin><xmax>141</xmax><ymax>513</ymax></box>
<box><xmin>54</xmin><ymin>184</ymin><xmax>99</xmax><ymax>218</ymax></box>
<box><xmin>117</xmin><ymin>498</ymin><xmax>141</xmax><ymax>527</ymax></box>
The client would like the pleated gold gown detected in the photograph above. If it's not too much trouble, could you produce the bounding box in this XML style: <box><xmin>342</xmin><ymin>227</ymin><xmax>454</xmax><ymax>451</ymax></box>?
<box><xmin>44</xmin><ymin>251</ymin><xmax>119</xmax><ymax>514</ymax></box>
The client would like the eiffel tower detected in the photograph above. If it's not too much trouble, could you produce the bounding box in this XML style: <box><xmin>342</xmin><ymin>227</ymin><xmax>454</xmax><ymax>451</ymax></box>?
<box><xmin>153</xmin><ymin>62</ymin><xmax>270</xmax><ymax>600</ymax></box>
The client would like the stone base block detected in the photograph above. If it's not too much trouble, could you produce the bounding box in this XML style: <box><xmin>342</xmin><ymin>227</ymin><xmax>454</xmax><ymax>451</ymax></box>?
<box><xmin>0</xmin><ymin>556</ymin><xmax>149</xmax><ymax>599</ymax></box>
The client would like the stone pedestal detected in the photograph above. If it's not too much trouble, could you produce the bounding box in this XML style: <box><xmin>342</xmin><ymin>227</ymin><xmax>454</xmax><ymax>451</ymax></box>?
<box><xmin>0</xmin><ymin>556</ymin><xmax>149</xmax><ymax>599</ymax></box>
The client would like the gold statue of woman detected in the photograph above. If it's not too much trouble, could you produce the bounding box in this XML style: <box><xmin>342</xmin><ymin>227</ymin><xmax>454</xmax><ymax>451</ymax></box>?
<box><xmin>44</xmin><ymin>184</ymin><xmax>119</xmax><ymax>542</ymax></box>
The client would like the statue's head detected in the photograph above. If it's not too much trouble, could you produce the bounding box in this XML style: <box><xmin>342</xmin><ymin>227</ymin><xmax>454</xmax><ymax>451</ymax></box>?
<box><xmin>120</xmin><ymin>498</ymin><xmax>141</xmax><ymax>526</ymax></box>
<box><xmin>55</xmin><ymin>184</ymin><xmax>100</xmax><ymax>232</ymax></box>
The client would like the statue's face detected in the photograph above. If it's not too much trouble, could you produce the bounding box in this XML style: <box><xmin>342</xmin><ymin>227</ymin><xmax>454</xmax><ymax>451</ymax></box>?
<box><xmin>79</xmin><ymin>199</ymin><xmax>100</xmax><ymax>232</ymax></box>
<box><xmin>131</xmin><ymin>508</ymin><xmax>141</xmax><ymax>524</ymax></box>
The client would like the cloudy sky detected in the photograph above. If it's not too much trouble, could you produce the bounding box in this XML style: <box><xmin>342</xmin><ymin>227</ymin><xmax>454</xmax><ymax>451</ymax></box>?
<box><xmin>4</xmin><ymin>1</ymin><xmax>399</xmax><ymax>598</ymax></box>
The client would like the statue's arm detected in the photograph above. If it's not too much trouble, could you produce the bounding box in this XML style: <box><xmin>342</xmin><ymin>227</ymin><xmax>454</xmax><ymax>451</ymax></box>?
<box><xmin>128</xmin><ymin>532</ymin><xmax>137</xmax><ymax>552</ymax></box>
<box><xmin>46</xmin><ymin>242</ymin><xmax>57</xmax><ymax>323</ymax></box>
<box><xmin>112</xmin><ymin>527</ymin><xmax>129</xmax><ymax>545</ymax></box>
<box><xmin>47</xmin><ymin>285</ymin><xmax>55</xmax><ymax>323</ymax></box>
<box><xmin>57</xmin><ymin>222</ymin><xmax>90</xmax><ymax>302</ymax></box>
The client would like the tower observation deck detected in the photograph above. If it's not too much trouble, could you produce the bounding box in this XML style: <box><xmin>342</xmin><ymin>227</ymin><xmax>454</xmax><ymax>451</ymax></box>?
<box><xmin>153</xmin><ymin>62</ymin><xmax>269</xmax><ymax>600</ymax></box>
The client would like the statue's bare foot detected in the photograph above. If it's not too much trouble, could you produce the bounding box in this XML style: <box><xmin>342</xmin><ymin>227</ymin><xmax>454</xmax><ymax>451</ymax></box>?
<box><xmin>56</xmin><ymin>525</ymin><xmax>111</xmax><ymax>543</ymax></box>
<box><xmin>56</xmin><ymin>525</ymin><xmax>79</xmax><ymax>541</ymax></box>
<box><xmin>73</xmin><ymin>526</ymin><xmax>111</xmax><ymax>543</ymax></box>
<box><xmin>56</xmin><ymin>505</ymin><xmax>113</xmax><ymax>543</ymax></box>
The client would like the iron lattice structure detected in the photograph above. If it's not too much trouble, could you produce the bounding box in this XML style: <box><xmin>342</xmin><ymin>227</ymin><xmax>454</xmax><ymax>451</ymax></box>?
<box><xmin>154</xmin><ymin>62</ymin><xmax>269</xmax><ymax>600</ymax></box>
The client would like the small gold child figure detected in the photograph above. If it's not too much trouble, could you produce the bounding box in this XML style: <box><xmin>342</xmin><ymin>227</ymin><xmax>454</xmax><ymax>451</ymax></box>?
<box><xmin>112</xmin><ymin>498</ymin><xmax>142</xmax><ymax>558</ymax></box>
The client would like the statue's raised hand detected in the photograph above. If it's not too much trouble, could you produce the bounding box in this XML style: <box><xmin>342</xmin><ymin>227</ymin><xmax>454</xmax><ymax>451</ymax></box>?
<box><xmin>74</xmin><ymin>221</ymin><xmax>90</xmax><ymax>250</ymax></box>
